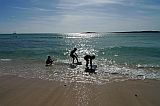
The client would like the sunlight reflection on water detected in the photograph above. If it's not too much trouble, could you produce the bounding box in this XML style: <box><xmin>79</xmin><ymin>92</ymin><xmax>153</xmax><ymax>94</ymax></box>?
<box><xmin>0</xmin><ymin>33</ymin><xmax>160</xmax><ymax>85</ymax></box>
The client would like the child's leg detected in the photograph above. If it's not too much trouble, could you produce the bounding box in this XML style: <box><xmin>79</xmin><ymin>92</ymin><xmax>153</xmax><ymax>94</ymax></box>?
<box><xmin>72</xmin><ymin>57</ymin><xmax>75</xmax><ymax>63</ymax></box>
<box><xmin>90</xmin><ymin>59</ymin><xmax>92</xmax><ymax>69</ymax></box>
<box><xmin>75</xmin><ymin>56</ymin><xmax>79</xmax><ymax>63</ymax></box>
<box><xmin>86</xmin><ymin>60</ymin><xmax>89</xmax><ymax>68</ymax></box>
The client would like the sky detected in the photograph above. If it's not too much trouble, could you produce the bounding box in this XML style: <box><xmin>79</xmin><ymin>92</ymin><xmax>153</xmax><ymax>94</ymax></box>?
<box><xmin>0</xmin><ymin>0</ymin><xmax>160</xmax><ymax>33</ymax></box>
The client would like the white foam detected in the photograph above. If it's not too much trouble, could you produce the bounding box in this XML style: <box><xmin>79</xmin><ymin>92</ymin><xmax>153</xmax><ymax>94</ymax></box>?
<box><xmin>0</xmin><ymin>59</ymin><xmax>159</xmax><ymax>85</ymax></box>
<box><xmin>0</xmin><ymin>59</ymin><xmax>12</xmax><ymax>61</ymax></box>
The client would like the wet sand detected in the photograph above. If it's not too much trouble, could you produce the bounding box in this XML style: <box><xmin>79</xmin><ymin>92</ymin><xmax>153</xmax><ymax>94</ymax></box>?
<box><xmin>0</xmin><ymin>75</ymin><xmax>160</xmax><ymax>106</ymax></box>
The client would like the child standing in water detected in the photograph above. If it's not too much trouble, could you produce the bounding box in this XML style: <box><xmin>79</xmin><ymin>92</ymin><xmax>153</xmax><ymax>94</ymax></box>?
<box><xmin>70</xmin><ymin>48</ymin><xmax>79</xmax><ymax>64</ymax></box>
<box><xmin>84</xmin><ymin>55</ymin><xmax>95</xmax><ymax>69</ymax></box>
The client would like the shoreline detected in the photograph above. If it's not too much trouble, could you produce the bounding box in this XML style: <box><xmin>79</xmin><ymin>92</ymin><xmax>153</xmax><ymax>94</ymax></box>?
<box><xmin>0</xmin><ymin>31</ymin><xmax>159</xmax><ymax>35</ymax></box>
<box><xmin>0</xmin><ymin>59</ymin><xmax>160</xmax><ymax>84</ymax></box>
<box><xmin>0</xmin><ymin>75</ymin><xmax>160</xmax><ymax>106</ymax></box>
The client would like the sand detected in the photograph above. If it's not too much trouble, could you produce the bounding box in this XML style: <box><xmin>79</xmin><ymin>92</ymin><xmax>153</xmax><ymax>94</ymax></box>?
<box><xmin>0</xmin><ymin>75</ymin><xmax>160</xmax><ymax>106</ymax></box>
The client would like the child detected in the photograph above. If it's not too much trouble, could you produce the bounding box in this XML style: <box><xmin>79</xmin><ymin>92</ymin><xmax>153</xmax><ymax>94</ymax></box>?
<box><xmin>46</xmin><ymin>56</ymin><xmax>53</xmax><ymax>66</ymax></box>
<box><xmin>70</xmin><ymin>48</ymin><xmax>79</xmax><ymax>64</ymax></box>
<box><xmin>84</xmin><ymin>55</ymin><xmax>95</xmax><ymax>69</ymax></box>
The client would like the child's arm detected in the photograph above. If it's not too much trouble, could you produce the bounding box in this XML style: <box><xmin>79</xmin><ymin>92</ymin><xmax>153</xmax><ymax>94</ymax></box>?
<box><xmin>75</xmin><ymin>53</ymin><xmax>78</xmax><ymax>57</ymax></box>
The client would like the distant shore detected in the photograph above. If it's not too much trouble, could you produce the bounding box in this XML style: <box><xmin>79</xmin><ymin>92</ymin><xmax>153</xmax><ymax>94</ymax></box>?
<box><xmin>112</xmin><ymin>31</ymin><xmax>160</xmax><ymax>33</ymax></box>
<box><xmin>0</xmin><ymin>31</ymin><xmax>159</xmax><ymax>35</ymax></box>
<box><xmin>81</xmin><ymin>31</ymin><xmax>160</xmax><ymax>34</ymax></box>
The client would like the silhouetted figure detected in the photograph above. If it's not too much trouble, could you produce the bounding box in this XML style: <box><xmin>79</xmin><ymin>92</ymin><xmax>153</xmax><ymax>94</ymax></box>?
<box><xmin>70</xmin><ymin>48</ymin><xmax>79</xmax><ymax>64</ymax></box>
<box><xmin>84</xmin><ymin>55</ymin><xmax>95</xmax><ymax>69</ymax></box>
<box><xmin>46</xmin><ymin>56</ymin><xmax>53</xmax><ymax>66</ymax></box>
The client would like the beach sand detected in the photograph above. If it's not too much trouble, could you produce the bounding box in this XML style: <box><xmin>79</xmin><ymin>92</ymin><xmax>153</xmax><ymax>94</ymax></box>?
<box><xmin>0</xmin><ymin>75</ymin><xmax>160</xmax><ymax>106</ymax></box>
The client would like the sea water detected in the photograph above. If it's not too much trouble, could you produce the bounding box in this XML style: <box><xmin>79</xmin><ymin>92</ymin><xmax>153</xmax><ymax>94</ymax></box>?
<box><xmin>0</xmin><ymin>32</ymin><xmax>160</xmax><ymax>84</ymax></box>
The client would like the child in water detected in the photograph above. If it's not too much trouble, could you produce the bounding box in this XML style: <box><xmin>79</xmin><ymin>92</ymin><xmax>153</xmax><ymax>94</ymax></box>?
<box><xmin>70</xmin><ymin>48</ymin><xmax>79</xmax><ymax>64</ymax></box>
<box><xmin>84</xmin><ymin>55</ymin><xmax>95</xmax><ymax>69</ymax></box>
<box><xmin>46</xmin><ymin>56</ymin><xmax>53</xmax><ymax>66</ymax></box>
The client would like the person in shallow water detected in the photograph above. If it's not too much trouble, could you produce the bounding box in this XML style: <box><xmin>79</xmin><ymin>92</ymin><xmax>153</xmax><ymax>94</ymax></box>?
<box><xmin>70</xmin><ymin>48</ymin><xmax>79</xmax><ymax>64</ymax></box>
<box><xmin>46</xmin><ymin>56</ymin><xmax>53</xmax><ymax>66</ymax></box>
<box><xmin>84</xmin><ymin>55</ymin><xmax>95</xmax><ymax>69</ymax></box>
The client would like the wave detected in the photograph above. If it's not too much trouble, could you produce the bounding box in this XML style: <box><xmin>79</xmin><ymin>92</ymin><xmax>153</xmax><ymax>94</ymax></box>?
<box><xmin>0</xmin><ymin>59</ymin><xmax>160</xmax><ymax>84</ymax></box>
<box><xmin>136</xmin><ymin>64</ymin><xmax>160</xmax><ymax>69</ymax></box>
<box><xmin>103</xmin><ymin>46</ymin><xmax>160</xmax><ymax>54</ymax></box>
<box><xmin>0</xmin><ymin>58</ymin><xmax>12</xmax><ymax>61</ymax></box>
<box><xmin>98</xmin><ymin>46</ymin><xmax>160</xmax><ymax>64</ymax></box>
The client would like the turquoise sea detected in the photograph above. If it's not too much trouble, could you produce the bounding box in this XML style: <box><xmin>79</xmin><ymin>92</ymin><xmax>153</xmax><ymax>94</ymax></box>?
<box><xmin>0</xmin><ymin>32</ymin><xmax>160</xmax><ymax>83</ymax></box>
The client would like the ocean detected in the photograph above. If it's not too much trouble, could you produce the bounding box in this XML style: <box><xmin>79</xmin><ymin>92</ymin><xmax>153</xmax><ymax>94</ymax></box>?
<box><xmin>0</xmin><ymin>32</ymin><xmax>160</xmax><ymax>84</ymax></box>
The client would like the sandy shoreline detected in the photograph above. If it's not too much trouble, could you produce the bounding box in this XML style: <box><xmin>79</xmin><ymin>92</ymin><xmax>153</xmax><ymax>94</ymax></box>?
<box><xmin>0</xmin><ymin>75</ymin><xmax>160</xmax><ymax>106</ymax></box>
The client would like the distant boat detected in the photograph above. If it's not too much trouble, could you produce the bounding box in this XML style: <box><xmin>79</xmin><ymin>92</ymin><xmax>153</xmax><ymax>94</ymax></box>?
<box><xmin>12</xmin><ymin>32</ymin><xmax>18</xmax><ymax>38</ymax></box>
<box><xmin>13</xmin><ymin>32</ymin><xmax>17</xmax><ymax>35</ymax></box>
<box><xmin>12</xmin><ymin>31</ymin><xmax>17</xmax><ymax>35</ymax></box>
<box><xmin>81</xmin><ymin>32</ymin><xmax>97</xmax><ymax>34</ymax></box>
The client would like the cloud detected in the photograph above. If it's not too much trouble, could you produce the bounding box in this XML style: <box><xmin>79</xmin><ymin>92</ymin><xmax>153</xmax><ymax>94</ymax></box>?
<box><xmin>57</xmin><ymin>0</ymin><xmax>160</xmax><ymax>12</ymax></box>
<box><xmin>57</xmin><ymin>0</ymin><xmax>125</xmax><ymax>9</ymax></box>
<box><xmin>1</xmin><ymin>0</ymin><xmax>160</xmax><ymax>33</ymax></box>
<box><xmin>13</xmin><ymin>6</ymin><xmax>57</xmax><ymax>12</ymax></box>
<box><xmin>59</xmin><ymin>0</ymin><xmax>125</xmax><ymax>5</ymax></box>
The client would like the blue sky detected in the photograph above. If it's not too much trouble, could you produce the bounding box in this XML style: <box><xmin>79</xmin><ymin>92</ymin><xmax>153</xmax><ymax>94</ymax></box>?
<box><xmin>0</xmin><ymin>0</ymin><xmax>160</xmax><ymax>33</ymax></box>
